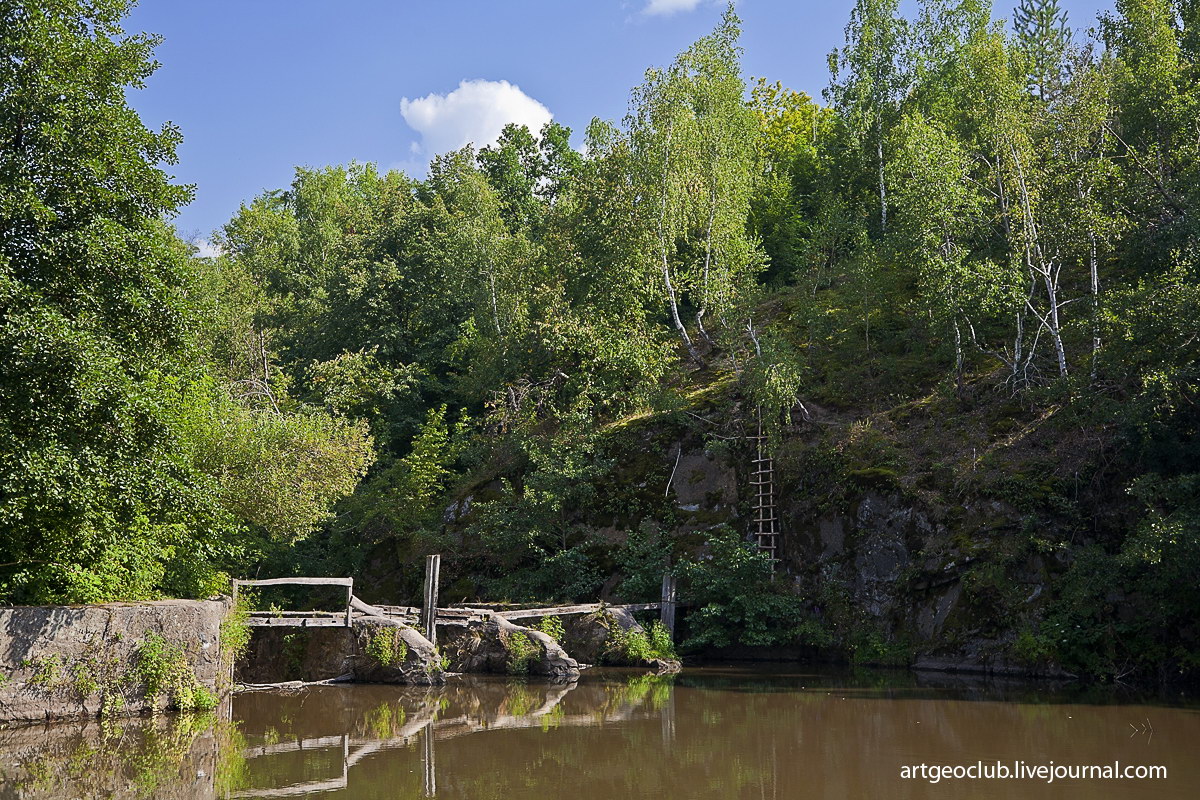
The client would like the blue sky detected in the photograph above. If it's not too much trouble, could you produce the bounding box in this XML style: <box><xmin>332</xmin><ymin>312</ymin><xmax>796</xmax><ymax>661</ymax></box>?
<box><xmin>124</xmin><ymin>0</ymin><xmax>1115</xmax><ymax>244</ymax></box>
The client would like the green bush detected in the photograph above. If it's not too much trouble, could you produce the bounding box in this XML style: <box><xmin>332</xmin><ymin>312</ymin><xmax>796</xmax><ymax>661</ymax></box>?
<box><xmin>135</xmin><ymin>634</ymin><xmax>215</xmax><ymax>711</ymax></box>
<box><xmin>364</xmin><ymin>627</ymin><xmax>408</xmax><ymax>667</ymax></box>
<box><xmin>505</xmin><ymin>631</ymin><xmax>540</xmax><ymax>675</ymax></box>
<box><xmin>535</xmin><ymin>615</ymin><xmax>565</xmax><ymax>643</ymax></box>
<box><xmin>678</xmin><ymin>526</ymin><xmax>808</xmax><ymax>649</ymax></box>
<box><xmin>603</xmin><ymin>619</ymin><xmax>676</xmax><ymax>663</ymax></box>
<box><xmin>220</xmin><ymin>590</ymin><xmax>255</xmax><ymax>669</ymax></box>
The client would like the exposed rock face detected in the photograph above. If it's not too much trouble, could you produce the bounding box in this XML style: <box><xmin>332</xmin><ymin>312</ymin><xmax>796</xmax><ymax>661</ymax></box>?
<box><xmin>560</xmin><ymin>608</ymin><xmax>681</xmax><ymax>672</ymax></box>
<box><xmin>782</xmin><ymin>488</ymin><xmax>1066</xmax><ymax>674</ymax></box>
<box><xmin>236</xmin><ymin>617</ymin><xmax>444</xmax><ymax>686</ymax></box>
<box><xmin>0</xmin><ymin>598</ymin><xmax>229</xmax><ymax>724</ymax></box>
<box><xmin>352</xmin><ymin>618</ymin><xmax>444</xmax><ymax>685</ymax></box>
<box><xmin>670</xmin><ymin>448</ymin><xmax>739</xmax><ymax>518</ymax></box>
<box><xmin>561</xmin><ymin>607</ymin><xmax>640</xmax><ymax>664</ymax></box>
<box><xmin>438</xmin><ymin>612</ymin><xmax>580</xmax><ymax>682</ymax></box>
<box><xmin>850</xmin><ymin>494</ymin><xmax>915</xmax><ymax>619</ymax></box>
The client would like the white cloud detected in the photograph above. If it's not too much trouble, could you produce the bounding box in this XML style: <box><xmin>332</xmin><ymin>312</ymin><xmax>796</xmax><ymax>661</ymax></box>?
<box><xmin>400</xmin><ymin>79</ymin><xmax>552</xmax><ymax>156</ymax></box>
<box><xmin>644</xmin><ymin>0</ymin><xmax>703</xmax><ymax>15</ymax></box>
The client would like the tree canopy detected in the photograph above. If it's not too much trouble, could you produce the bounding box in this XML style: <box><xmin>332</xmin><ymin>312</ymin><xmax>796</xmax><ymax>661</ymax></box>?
<box><xmin>2</xmin><ymin>0</ymin><xmax>1198</xmax><ymax>680</ymax></box>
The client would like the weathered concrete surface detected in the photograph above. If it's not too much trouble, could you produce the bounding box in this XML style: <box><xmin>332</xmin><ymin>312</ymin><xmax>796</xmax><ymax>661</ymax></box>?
<box><xmin>438</xmin><ymin>612</ymin><xmax>580</xmax><ymax>681</ymax></box>
<box><xmin>236</xmin><ymin>617</ymin><xmax>445</xmax><ymax>686</ymax></box>
<box><xmin>0</xmin><ymin>599</ymin><xmax>229</xmax><ymax>725</ymax></box>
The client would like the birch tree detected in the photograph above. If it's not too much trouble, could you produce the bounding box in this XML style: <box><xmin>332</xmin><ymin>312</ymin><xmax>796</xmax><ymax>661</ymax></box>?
<box><xmin>629</xmin><ymin>59</ymin><xmax>699</xmax><ymax>358</ymax></box>
<box><xmin>826</xmin><ymin>0</ymin><xmax>910</xmax><ymax>235</ymax></box>
<box><xmin>678</xmin><ymin>9</ymin><xmax>758</xmax><ymax>344</ymax></box>
<box><xmin>627</xmin><ymin>5</ymin><xmax>761</xmax><ymax>359</ymax></box>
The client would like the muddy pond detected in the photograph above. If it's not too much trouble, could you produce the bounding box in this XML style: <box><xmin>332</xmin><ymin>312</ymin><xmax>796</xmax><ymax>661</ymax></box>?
<box><xmin>1</xmin><ymin>666</ymin><xmax>1197</xmax><ymax>799</ymax></box>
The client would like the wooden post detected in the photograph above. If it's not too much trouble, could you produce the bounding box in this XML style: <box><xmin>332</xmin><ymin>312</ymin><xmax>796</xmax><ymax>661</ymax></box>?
<box><xmin>660</xmin><ymin>572</ymin><xmax>677</xmax><ymax>638</ymax></box>
<box><xmin>345</xmin><ymin>578</ymin><xmax>354</xmax><ymax>627</ymax></box>
<box><xmin>422</xmin><ymin>555</ymin><xmax>441</xmax><ymax>645</ymax></box>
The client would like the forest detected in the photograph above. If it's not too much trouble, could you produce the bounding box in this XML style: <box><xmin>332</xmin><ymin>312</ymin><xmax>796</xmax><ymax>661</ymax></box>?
<box><xmin>1</xmin><ymin>0</ymin><xmax>1198</xmax><ymax>681</ymax></box>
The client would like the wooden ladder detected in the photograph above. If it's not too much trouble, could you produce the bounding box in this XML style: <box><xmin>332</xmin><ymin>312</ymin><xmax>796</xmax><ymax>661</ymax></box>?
<box><xmin>750</xmin><ymin>408</ymin><xmax>779</xmax><ymax>567</ymax></box>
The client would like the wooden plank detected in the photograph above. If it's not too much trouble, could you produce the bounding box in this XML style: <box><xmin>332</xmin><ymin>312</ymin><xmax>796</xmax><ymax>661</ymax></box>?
<box><xmin>496</xmin><ymin>602</ymin><xmax>662</xmax><ymax>621</ymax></box>
<box><xmin>496</xmin><ymin>603</ymin><xmax>601</xmax><ymax>620</ymax></box>
<box><xmin>374</xmin><ymin>604</ymin><xmax>421</xmax><ymax>617</ymax></box>
<box><xmin>431</xmin><ymin>608</ymin><xmax>477</xmax><ymax>618</ymax></box>
<box><xmin>231</xmin><ymin>777</ymin><xmax>346</xmax><ymax>799</ymax></box>
<box><xmin>246</xmin><ymin>617</ymin><xmax>347</xmax><ymax>628</ymax></box>
<box><xmin>233</xmin><ymin>577</ymin><xmax>355</xmax><ymax>588</ymax></box>
<box><xmin>248</xmin><ymin>610</ymin><xmax>342</xmax><ymax>617</ymax></box>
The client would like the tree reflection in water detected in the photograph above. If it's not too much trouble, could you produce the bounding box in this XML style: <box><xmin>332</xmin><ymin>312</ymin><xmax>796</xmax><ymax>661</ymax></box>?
<box><xmin>3</xmin><ymin>668</ymin><xmax>1200</xmax><ymax>799</ymax></box>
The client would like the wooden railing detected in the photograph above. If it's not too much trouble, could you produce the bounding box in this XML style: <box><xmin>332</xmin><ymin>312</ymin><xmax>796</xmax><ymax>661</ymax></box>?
<box><xmin>232</xmin><ymin>577</ymin><xmax>354</xmax><ymax>627</ymax></box>
<box><xmin>230</xmin><ymin>564</ymin><xmax>679</xmax><ymax>639</ymax></box>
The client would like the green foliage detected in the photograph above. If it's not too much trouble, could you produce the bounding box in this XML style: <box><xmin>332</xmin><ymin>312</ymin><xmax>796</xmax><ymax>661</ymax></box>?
<box><xmin>135</xmin><ymin>634</ymin><xmax>215</xmax><ymax>711</ymax></box>
<box><xmin>504</xmin><ymin>631</ymin><xmax>540</xmax><ymax>675</ymax></box>
<box><xmin>364</xmin><ymin>626</ymin><xmax>409</xmax><ymax>667</ymax></box>
<box><xmin>603</xmin><ymin>620</ymin><xmax>678</xmax><ymax>664</ymax></box>
<box><xmin>615</xmin><ymin>522</ymin><xmax>673</xmax><ymax>601</ymax></box>
<box><xmin>25</xmin><ymin>655</ymin><xmax>64</xmax><ymax>690</ymax></box>
<box><xmin>1013</xmin><ymin>0</ymin><xmax>1071</xmax><ymax>99</ymax></box>
<box><xmin>535</xmin><ymin>615</ymin><xmax>565</xmax><ymax>643</ymax></box>
<box><xmin>167</xmin><ymin>376</ymin><xmax>373</xmax><ymax>546</ymax></box>
<box><xmin>627</xmin><ymin>6</ymin><xmax>762</xmax><ymax>357</ymax></box>
<box><xmin>3</xmin><ymin>0</ymin><xmax>1199</xmax><ymax>682</ymax></box>
<box><xmin>467</xmin><ymin>422</ymin><xmax>611</xmax><ymax>601</ymax></box>
<box><xmin>848</xmin><ymin>628</ymin><xmax>912</xmax><ymax>667</ymax></box>
<box><xmin>0</xmin><ymin>0</ymin><xmax>373</xmax><ymax>604</ymax></box>
<box><xmin>679</xmin><ymin>527</ymin><xmax>808</xmax><ymax>649</ymax></box>
<box><xmin>220</xmin><ymin>591</ymin><xmax>255</xmax><ymax>669</ymax></box>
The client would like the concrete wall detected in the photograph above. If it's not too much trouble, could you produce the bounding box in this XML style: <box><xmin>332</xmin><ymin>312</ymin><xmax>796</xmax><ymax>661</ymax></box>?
<box><xmin>0</xmin><ymin>598</ymin><xmax>230</xmax><ymax>724</ymax></box>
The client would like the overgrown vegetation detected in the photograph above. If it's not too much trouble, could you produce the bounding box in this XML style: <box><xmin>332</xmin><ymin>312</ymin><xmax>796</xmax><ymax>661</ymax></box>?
<box><xmin>135</xmin><ymin>634</ymin><xmax>217</xmax><ymax>711</ymax></box>
<box><xmin>604</xmin><ymin>620</ymin><xmax>678</xmax><ymax>664</ymax></box>
<box><xmin>677</xmin><ymin>528</ymin><xmax>807</xmax><ymax>651</ymax></box>
<box><xmin>504</xmin><ymin>631</ymin><xmax>541</xmax><ymax>675</ymax></box>
<box><xmin>220</xmin><ymin>591</ymin><xmax>255</xmax><ymax>676</ymax></box>
<box><xmin>364</xmin><ymin>626</ymin><xmax>409</xmax><ymax>667</ymax></box>
<box><xmin>535</xmin><ymin>616</ymin><xmax>566</xmax><ymax>643</ymax></box>
<box><xmin>2</xmin><ymin>0</ymin><xmax>1198</xmax><ymax>680</ymax></box>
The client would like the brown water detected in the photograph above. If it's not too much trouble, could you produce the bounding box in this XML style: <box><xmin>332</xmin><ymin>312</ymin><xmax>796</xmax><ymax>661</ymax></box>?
<box><xmin>2</xmin><ymin>667</ymin><xmax>1198</xmax><ymax>799</ymax></box>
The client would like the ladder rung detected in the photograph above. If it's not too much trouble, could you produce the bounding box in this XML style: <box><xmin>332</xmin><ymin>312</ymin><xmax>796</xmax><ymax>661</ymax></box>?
<box><xmin>751</xmin><ymin>446</ymin><xmax>779</xmax><ymax>561</ymax></box>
